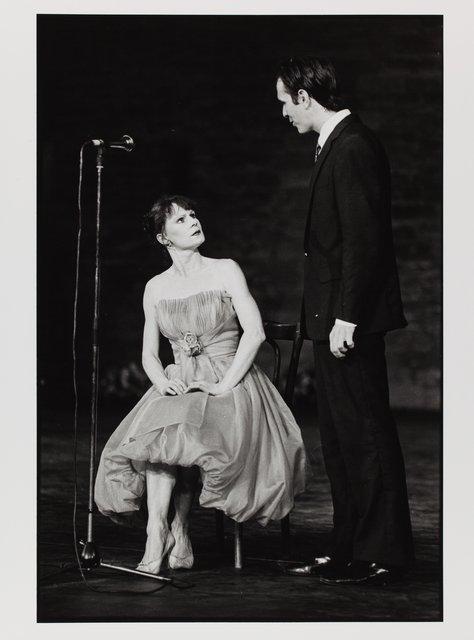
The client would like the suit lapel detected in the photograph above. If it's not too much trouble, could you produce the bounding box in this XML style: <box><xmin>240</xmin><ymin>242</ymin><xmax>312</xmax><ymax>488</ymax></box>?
<box><xmin>308</xmin><ymin>114</ymin><xmax>359</xmax><ymax>194</ymax></box>
<box><xmin>304</xmin><ymin>114</ymin><xmax>359</xmax><ymax>251</ymax></box>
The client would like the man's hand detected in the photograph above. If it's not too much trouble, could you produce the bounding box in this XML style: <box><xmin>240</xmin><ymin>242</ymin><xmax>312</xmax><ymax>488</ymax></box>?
<box><xmin>329</xmin><ymin>322</ymin><xmax>355</xmax><ymax>359</ymax></box>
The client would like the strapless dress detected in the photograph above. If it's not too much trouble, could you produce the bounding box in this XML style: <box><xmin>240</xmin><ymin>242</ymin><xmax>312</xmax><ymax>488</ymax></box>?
<box><xmin>94</xmin><ymin>289</ymin><xmax>306</xmax><ymax>526</ymax></box>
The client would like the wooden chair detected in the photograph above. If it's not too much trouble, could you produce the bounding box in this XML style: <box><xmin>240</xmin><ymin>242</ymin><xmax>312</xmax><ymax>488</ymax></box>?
<box><xmin>214</xmin><ymin>320</ymin><xmax>304</xmax><ymax>568</ymax></box>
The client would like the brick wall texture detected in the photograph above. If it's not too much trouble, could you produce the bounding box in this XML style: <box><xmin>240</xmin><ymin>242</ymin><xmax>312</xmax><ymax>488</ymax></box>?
<box><xmin>38</xmin><ymin>15</ymin><xmax>442</xmax><ymax>410</ymax></box>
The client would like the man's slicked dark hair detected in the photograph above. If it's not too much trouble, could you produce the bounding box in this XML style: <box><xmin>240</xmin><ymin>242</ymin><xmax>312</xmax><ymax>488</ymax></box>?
<box><xmin>277</xmin><ymin>56</ymin><xmax>346</xmax><ymax>111</ymax></box>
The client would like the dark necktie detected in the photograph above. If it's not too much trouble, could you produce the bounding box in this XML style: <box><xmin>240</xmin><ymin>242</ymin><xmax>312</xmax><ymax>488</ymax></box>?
<box><xmin>314</xmin><ymin>143</ymin><xmax>322</xmax><ymax>163</ymax></box>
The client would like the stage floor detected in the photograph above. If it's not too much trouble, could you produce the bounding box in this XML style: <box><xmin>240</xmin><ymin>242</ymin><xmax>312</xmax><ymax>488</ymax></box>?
<box><xmin>38</xmin><ymin>406</ymin><xmax>441</xmax><ymax>622</ymax></box>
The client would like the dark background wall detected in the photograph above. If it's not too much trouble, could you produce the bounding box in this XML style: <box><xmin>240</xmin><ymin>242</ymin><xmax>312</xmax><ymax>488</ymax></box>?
<box><xmin>38</xmin><ymin>15</ymin><xmax>442</xmax><ymax>412</ymax></box>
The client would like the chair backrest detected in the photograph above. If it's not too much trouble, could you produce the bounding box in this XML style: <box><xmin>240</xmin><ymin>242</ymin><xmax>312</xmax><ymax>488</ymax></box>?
<box><xmin>263</xmin><ymin>321</ymin><xmax>304</xmax><ymax>410</ymax></box>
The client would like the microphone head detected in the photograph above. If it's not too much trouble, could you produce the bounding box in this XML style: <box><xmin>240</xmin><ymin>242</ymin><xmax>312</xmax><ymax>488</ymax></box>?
<box><xmin>109</xmin><ymin>134</ymin><xmax>135</xmax><ymax>152</ymax></box>
<box><xmin>87</xmin><ymin>135</ymin><xmax>135</xmax><ymax>152</ymax></box>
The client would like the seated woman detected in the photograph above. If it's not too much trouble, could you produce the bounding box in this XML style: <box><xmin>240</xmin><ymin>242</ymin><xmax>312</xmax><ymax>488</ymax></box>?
<box><xmin>94</xmin><ymin>195</ymin><xmax>306</xmax><ymax>574</ymax></box>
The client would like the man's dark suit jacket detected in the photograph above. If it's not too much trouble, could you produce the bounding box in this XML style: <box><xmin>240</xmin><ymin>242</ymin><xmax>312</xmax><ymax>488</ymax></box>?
<box><xmin>303</xmin><ymin>113</ymin><xmax>407</xmax><ymax>341</ymax></box>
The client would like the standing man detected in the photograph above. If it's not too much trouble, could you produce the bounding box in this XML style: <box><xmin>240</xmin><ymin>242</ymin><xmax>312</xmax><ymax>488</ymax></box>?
<box><xmin>277</xmin><ymin>57</ymin><xmax>414</xmax><ymax>584</ymax></box>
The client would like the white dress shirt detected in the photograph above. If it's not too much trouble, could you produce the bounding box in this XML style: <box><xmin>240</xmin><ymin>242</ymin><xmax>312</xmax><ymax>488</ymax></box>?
<box><xmin>318</xmin><ymin>108</ymin><xmax>351</xmax><ymax>150</ymax></box>
<box><xmin>317</xmin><ymin>109</ymin><xmax>356</xmax><ymax>329</ymax></box>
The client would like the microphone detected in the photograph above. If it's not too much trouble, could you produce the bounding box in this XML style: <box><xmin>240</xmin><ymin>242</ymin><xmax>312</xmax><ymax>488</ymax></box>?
<box><xmin>90</xmin><ymin>134</ymin><xmax>135</xmax><ymax>152</ymax></box>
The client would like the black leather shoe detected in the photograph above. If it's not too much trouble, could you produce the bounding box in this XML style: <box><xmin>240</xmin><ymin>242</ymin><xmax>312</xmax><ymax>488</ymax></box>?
<box><xmin>365</xmin><ymin>563</ymin><xmax>404</xmax><ymax>585</ymax></box>
<box><xmin>319</xmin><ymin>561</ymin><xmax>404</xmax><ymax>585</ymax></box>
<box><xmin>285</xmin><ymin>556</ymin><xmax>343</xmax><ymax>576</ymax></box>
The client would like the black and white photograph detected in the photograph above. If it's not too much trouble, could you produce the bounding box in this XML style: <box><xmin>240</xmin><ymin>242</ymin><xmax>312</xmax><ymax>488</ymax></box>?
<box><xmin>35</xmin><ymin>10</ymin><xmax>442</xmax><ymax>622</ymax></box>
<box><xmin>3</xmin><ymin>1</ymin><xmax>473</xmax><ymax>636</ymax></box>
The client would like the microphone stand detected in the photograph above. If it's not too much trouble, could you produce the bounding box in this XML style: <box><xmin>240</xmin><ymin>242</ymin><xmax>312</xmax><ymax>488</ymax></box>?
<box><xmin>40</xmin><ymin>138</ymin><xmax>192</xmax><ymax>591</ymax></box>
<box><xmin>77</xmin><ymin>142</ymin><xmax>171</xmax><ymax>584</ymax></box>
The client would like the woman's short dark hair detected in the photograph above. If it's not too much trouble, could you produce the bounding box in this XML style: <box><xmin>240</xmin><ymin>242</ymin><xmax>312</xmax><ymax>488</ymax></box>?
<box><xmin>277</xmin><ymin>56</ymin><xmax>346</xmax><ymax>111</ymax></box>
<box><xmin>143</xmin><ymin>194</ymin><xmax>196</xmax><ymax>241</ymax></box>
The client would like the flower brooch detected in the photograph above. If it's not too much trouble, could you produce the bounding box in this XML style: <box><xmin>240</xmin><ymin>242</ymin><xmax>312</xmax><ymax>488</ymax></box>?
<box><xmin>177</xmin><ymin>332</ymin><xmax>203</xmax><ymax>357</ymax></box>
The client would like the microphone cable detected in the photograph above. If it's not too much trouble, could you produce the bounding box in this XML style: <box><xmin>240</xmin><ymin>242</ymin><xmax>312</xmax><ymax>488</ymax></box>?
<box><xmin>70</xmin><ymin>141</ymin><xmax>178</xmax><ymax>594</ymax></box>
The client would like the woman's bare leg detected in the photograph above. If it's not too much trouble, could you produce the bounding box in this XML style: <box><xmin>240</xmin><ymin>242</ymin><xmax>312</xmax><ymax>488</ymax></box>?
<box><xmin>172</xmin><ymin>466</ymin><xmax>199</xmax><ymax>527</ymax></box>
<box><xmin>137</xmin><ymin>462</ymin><xmax>177</xmax><ymax>574</ymax></box>
<box><xmin>169</xmin><ymin>466</ymin><xmax>199</xmax><ymax>569</ymax></box>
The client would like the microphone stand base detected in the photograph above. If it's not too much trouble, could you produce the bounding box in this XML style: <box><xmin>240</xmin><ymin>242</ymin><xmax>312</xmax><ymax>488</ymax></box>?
<box><xmin>80</xmin><ymin>541</ymin><xmax>101</xmax><ymax>568</ymax></box>
<box><xmin>78</xmin><ymin>539</ymin><xmax>171</xmax><ymax>582</ymax></box>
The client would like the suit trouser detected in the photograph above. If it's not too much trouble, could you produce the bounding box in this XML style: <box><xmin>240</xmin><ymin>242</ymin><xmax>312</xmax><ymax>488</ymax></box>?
<box><xmin>313</xmin><ymin>333</ymin><xmax>415</xmax><ymax>567</ymax></box>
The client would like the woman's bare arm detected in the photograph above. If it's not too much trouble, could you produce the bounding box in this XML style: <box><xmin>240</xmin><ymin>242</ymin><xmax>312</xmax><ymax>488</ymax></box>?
<box><xmin>187</xmin><ymin>259</ymin><xmax>265</xmax><ymax>395</ymax></box>
<box><xmin>142</xmin><ymin>281</ymin><xmax>186</xmax><ymax>395</ymax></box>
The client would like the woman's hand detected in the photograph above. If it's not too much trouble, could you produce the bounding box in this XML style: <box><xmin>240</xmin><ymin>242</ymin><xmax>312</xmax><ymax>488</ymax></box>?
<box><xmin>185</xmin><ymin>380</ymin><xmax>230</xmax><ymax>396</ymax></box>
<box><xmin>156</xmin><ymin>378</ymin><xmax>187</xmax><ymax>396</ymax></box>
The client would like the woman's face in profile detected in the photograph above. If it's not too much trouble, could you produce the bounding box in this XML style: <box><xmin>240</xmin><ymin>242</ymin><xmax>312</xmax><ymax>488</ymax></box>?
<box><xmin>162</xmin><ymin>203</ymin><xmax>205</xmax><ymax>250</ymax></box>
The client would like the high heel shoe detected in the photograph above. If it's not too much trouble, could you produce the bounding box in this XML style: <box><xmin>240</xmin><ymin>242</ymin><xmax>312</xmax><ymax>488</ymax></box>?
<box><xmin>168</xmin><ymin>526</ymin><xmax>194</xmax><ymax>570</ymax></box>
<box><xmin>136</xmin><ymin>530</ymin><xmax>175</xmax><ymax>575</ymax></box>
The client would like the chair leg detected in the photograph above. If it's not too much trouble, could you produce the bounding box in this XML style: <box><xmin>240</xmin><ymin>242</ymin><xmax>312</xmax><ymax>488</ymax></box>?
<box><xmin>234</xmin><ymin>521</ymin><xmax>243</xmax><ymax>569</ymax></box>
<box><xmin>281</xmin><ymin>515</ymin><xmax>290</xmax><ymax>557</ymax></box>
<box><xmin>215</xmin><ymin>510</ymin><xmax>225</xmax><ymax>552</ymax></box>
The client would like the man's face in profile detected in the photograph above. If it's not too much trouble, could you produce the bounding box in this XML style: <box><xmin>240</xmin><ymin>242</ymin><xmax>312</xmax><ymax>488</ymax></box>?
<box><xmin>276</xmin><ymin>78</ymin><xmax>313</xmax><ymax>134</ymax></box>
